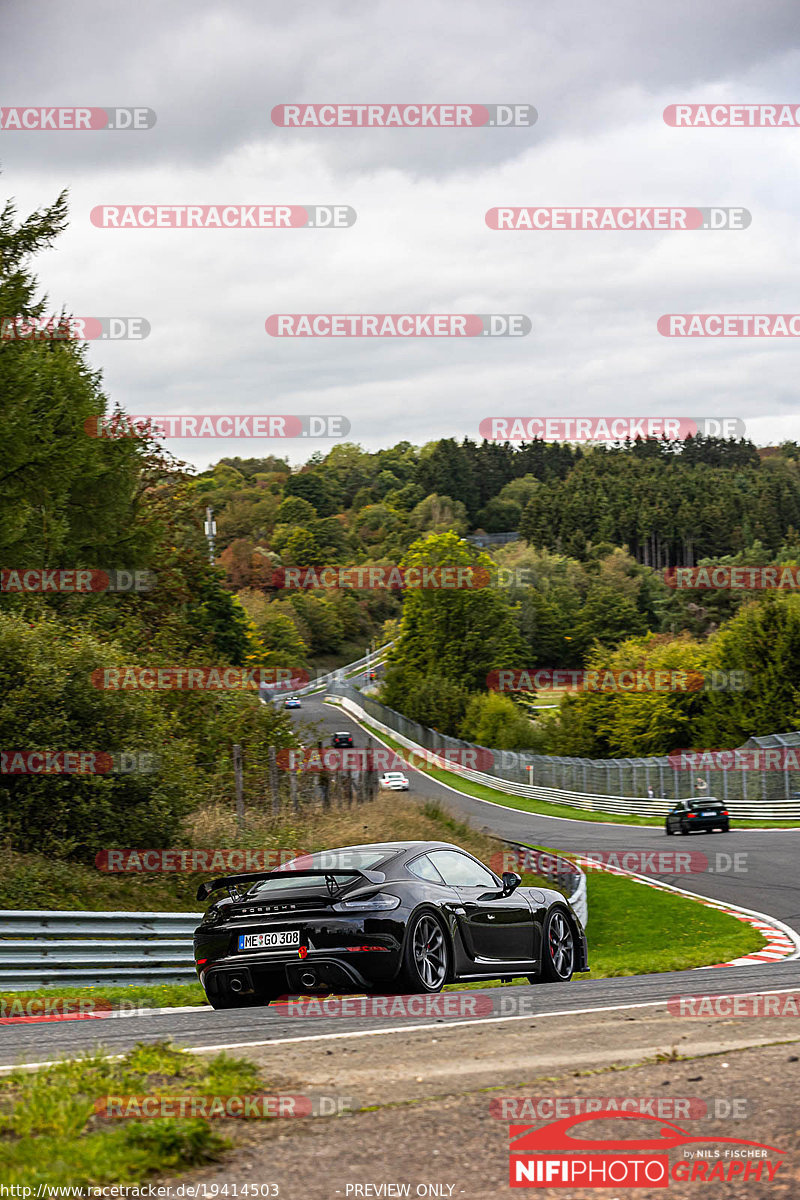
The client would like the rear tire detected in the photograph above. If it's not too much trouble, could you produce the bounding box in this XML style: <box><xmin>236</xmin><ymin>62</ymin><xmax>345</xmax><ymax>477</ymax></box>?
<box><xmin>538</xmin><ymin>908</ymin><xmax>575</xmax><ymax>983</ymax></box>
<box><xmin>395</xmin><ymin>910</ymin><xmax>449</xmax><ymax>993</ymax></box>
<box><xmin>665</xmin><ymin>823</ymin><xmax>674</xmax><ymax>835</ymax></box>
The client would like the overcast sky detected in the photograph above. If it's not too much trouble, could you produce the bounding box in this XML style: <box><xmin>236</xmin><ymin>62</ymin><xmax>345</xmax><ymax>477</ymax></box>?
<box><xmin>3</xmin><ymin>0</ymin><xmax>800</xmax><ymax>469</ymax></box>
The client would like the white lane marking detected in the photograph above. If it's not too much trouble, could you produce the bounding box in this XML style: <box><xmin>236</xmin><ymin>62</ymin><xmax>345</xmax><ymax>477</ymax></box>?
<box><xmin>86</xmin><ymin>983</ymin><xmax>800</xmax><ymax>1056</ymax></box>
<box><xmin>7</xmin><ymin>982</ymin><xmax>800</xmax><ymax>1074</ymax></box>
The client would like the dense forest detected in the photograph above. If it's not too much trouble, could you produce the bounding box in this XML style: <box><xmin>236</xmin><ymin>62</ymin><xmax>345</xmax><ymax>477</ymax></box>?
<box><xmin>5</xmin><ymin>186</ymin><xmax>800</xmax><ymax>870</ymax></box>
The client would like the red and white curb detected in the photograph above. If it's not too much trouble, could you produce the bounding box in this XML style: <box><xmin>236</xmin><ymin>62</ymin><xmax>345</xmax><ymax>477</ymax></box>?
<box><xmin>565</xmin><ymin>852</ymin><xmax>800</xmax><ymax>968</ymax></box>
<box><xmin>324</xmin><ymin>697</ymin><xmax>800</xmax><ymax>968</ymax></box>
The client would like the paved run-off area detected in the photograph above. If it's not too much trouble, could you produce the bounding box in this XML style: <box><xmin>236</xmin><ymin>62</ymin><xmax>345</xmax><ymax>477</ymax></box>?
<box><xmin>159</xmin><ymin>1000</ymin><xmax>800</xmax><ymax>1199</ymax></box>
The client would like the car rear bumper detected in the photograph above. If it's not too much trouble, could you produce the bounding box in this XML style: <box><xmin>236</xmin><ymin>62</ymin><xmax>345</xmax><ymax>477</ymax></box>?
<box><xmin>202</xmin><ymin>954</ymin><xmax>379</xmax><ymax>1002</ymax></box>
<box><xmin>195</xmin><ymin>916</ymin><xmax>404</xmax><ymax>998</ymax></box>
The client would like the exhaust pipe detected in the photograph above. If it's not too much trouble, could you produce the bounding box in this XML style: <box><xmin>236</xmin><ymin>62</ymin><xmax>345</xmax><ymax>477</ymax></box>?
<box><xmin>229</xmin><ymin>977</ymin><xmax>244</xmax><ymax>993</ymax></box>
<box><xmin>300</xmin><ymin>971</ymin><xmax>317</xmax><ymax>988</ymax></box>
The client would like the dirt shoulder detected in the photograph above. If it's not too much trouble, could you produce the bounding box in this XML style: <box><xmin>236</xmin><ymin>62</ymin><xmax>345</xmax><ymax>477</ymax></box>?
<box><xmin>160</xmin><ymin>1004</ymin><xmax>800</xmax><ymax>1199</ymax></box>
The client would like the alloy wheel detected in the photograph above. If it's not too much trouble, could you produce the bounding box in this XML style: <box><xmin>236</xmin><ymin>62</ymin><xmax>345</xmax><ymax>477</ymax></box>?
<box><xmin>413</xmin><ymin>914</ymin><xmax>447</xmax><ymax>990</ymax></box>
<box><xmin>547</xmin><ymin>911</ymin><xmax>574</xmax><ymax>979</ymax></box>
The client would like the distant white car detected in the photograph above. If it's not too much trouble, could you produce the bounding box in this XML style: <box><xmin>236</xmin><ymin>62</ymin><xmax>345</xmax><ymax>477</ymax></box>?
<box><xmin>379</xmin><ymin>771</ymin><xmax>409</xmax><ymax>791</ymax></box>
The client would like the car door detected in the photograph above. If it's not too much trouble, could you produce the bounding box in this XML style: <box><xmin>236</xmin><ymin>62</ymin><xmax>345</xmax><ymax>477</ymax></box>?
<box><xmin>427</xmin><ymin>850</ymin><xmax>533</xmax><ymax>963</ymax></box>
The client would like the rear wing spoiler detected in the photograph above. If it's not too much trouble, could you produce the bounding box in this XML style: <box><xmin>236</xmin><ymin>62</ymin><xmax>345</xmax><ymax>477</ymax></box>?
<box><xmin>196</xmin><ymin>866</ymin><xmax>386</xmax><ymax>902</ymax></box>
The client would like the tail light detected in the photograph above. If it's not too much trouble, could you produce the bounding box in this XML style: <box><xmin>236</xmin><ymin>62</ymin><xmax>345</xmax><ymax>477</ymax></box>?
<box><xmin>687</xmin><ymin>813</ymin><xmax>696</xmax><ymax>818</ymax></box>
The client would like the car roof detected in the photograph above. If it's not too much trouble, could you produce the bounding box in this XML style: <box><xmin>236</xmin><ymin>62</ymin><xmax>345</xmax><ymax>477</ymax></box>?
<box><xmin>317</xmin><ymin>840</ymin><xmax>462</xmax><ymax>854</ymax></box>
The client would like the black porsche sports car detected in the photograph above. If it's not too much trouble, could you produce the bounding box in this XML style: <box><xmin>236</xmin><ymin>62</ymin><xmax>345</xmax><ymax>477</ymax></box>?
<box><xmin>194</xmin><ymin>840</ymin><xmax>588</xmax><ymax>1009</ymax></box>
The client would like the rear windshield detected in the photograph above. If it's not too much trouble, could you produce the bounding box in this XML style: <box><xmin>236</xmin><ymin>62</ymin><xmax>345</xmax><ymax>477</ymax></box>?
<box><xmin>689</xmin><ymin>799</ymin><xmax>723</xmax><ymax>809</ymax></box>
<box><xmin>245</xmin><ymin>849</ymin><xmax>392</xmax><ymax>896</ymax></box>
<box><xmin>278</xmin><ymin>849</ymin><xmax>391</xmax><ymax>871</ymax></box>
<box><xmin>247</xmin><ymin>873</ymin><xmax>355</xmax><ymax>896</ymax></box>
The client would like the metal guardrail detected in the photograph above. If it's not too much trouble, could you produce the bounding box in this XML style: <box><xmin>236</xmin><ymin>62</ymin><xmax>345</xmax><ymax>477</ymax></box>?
<box><xmin>0</xmin><ymin>910</ymin><xmax>203</xmax><ymax>990</ymax></box>
<box><xmin>259</xmin><ymin>643</ymin><xmax>394</xmax><ymax>704</ymax></box>
<box><xmin>0</xmin><ymin>872</ymin><xmax>586</xmax><ymax>990</ymax></box>
<box><xmin>332</xmin><ymin>687</ymin><xmax>800</xmax><ymax>821</ymax></box>
<box><xmin>465</xmin><ymin>532</ymin><xmax>521</xmax><ymax>547</ymax></box>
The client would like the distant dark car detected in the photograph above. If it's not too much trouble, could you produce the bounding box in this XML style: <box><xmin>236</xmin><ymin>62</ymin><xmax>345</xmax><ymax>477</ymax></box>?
<box><xmin>194</xmin><ymin>840</ymin><xmax>588</xmax><ymax>1009</ymax></box>
<box><xmin>332</xmin><ymin>731</ymin><xmax>354</xmax><ymax>748</ymax></box>
<box><xmin>665</xmin><ymin>797</ymin><xmax>730</xmax><ymax>835</ymax></box>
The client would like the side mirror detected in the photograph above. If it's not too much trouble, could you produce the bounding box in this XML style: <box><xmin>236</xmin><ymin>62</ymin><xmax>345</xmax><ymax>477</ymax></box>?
<box><xmin>502</xmin><ymin>871</ymin><xmax>522</xmax><ymax>895</ymax></box>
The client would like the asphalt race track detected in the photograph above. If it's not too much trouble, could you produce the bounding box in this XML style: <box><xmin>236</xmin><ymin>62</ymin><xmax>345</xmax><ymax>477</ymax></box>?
<box><xmin>298</xmin><ymin>693</ymin><xmax>800</xmax><ymax>932</ymax></box>
<box><xmin>3</xmin><ymin>690</ymin><xmax>799</xmax><ymax>1071</ymax></box>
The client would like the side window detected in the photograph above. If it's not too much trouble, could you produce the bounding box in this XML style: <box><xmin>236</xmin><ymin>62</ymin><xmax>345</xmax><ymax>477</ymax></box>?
<box><xmin>427</xmin><ymin>850</ymin><xmax>498</xmax><ymax>889</ymax></box>
<box><xmin>407</xmin><ymin>854</ymin><xmax>446</xmax><ymax>884</ymax></box>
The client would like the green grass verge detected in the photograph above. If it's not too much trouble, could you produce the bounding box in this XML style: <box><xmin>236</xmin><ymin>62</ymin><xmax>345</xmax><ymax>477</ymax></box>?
<box><xmin>0</xmin><ymin>1041</ymin><xmax>263</xmax><ymax>1187</ymax></box>
<box><xmin>574</xmin><ymin>869</ymin><xmax>766</xmax><ymax>976</ymax></box>
<box><xmin>343</xmin><ymin>707</ymin><xmax>800</xmax><ymax>828</ymax></box>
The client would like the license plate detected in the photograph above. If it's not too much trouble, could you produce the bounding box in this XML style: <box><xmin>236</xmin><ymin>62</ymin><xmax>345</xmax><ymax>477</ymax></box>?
<box><xmin>701</xmin><ymin>811</ymin><xmax>717</xmax><ymax>817</ymax></box>
<box><xmin>238</xmin><ymin>930</ymin><xmax>300</xmax><ymax>951</ymax></box>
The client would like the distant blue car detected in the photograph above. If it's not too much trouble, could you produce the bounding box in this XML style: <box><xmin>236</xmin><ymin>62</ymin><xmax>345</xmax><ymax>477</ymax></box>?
<box><xmin>284</xmin><ymin>696</ymin><xmax>302</xmax><ymax>709</ymax></box>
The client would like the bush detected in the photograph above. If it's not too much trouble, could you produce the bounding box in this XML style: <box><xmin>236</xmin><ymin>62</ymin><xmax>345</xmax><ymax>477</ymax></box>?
<box><xmin>0</xmin><ymin>613</ymin><xmax>196</xmax><ymax>860</ymax></box>
<box><xmin>459</xmin><ymin>692</ymin><xmax>543</xmax><ymax>750</ymax></box>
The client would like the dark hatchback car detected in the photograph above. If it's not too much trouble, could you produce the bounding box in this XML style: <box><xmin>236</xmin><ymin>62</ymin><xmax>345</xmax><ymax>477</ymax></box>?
<box><xmin>194</xmin><ymin>841</ymin><xmax>588</xmax><ymax>1009</ymax></box>
<box><xmin>665</xmin><ymin>797</ymin><xmax>730</xmax><ymax>835</ymax></box>
<box><xmin>331</xmin><ymin>731</ymin><xmax>354</xmax><ymax>748</ymax></box>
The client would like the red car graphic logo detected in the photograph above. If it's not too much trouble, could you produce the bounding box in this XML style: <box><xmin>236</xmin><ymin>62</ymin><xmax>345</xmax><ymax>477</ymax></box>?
<box><xmin>510</xmin><ymin>1110</ymin><xmax>784</xmax><ymax>1155</ymax></box>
